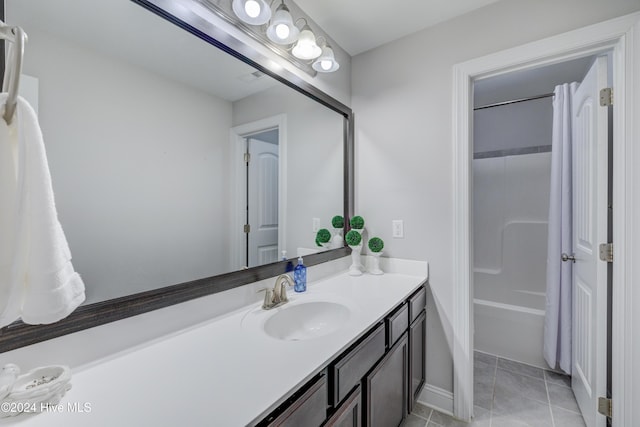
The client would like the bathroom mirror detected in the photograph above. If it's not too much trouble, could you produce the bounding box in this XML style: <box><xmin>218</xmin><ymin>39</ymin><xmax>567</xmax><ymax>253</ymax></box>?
<box><xmin>1</xmin><ymin>0</ymin><xmax>353</xmax><ymax>350</ymax></box>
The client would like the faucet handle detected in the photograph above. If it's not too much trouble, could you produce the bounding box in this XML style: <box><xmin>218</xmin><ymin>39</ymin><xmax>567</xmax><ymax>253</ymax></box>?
<box><xmin>257</xmin><ymin>288</ymin><xmax>274</xmax><ymax>309</ymax></box>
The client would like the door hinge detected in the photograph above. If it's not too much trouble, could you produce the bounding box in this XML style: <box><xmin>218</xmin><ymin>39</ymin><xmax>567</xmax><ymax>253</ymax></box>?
<box><xmin>244</xmin><ymin>152</ymin><xmax>251</xmax><ymax>163</ymax></box>
<box><xmin>599</xmin><ymin>243</ymin><xmax>613</xmax><ymax>262</ymax></box>
<box><xmin>598</xmin><ymin>397</ymin><xmax>612</xmax><ymax>418</ymax></box>
<box><xmin>244</xmin><ymin>224</ymin><xmax>250</xmax><ymax>233</ymax></box>
<box><xmin>600</xmin><ymin>88</ymin><xmax>613</xmax><ymax>106</ymax></box>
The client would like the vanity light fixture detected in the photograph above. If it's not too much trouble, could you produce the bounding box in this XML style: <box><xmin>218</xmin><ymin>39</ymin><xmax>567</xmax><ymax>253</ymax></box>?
<box><xmin>292</xmin><ymin>20</ymin><xmax>321</xmax><ymax>60</ymax></box>
<box><xmin>199</xmin><ymin>0</ymin><xmax>340</xmax><ymax>75</ymax></box>
<box><xmin>266</xmin><ymin>1</ymin><xmax>299</xmax><ymax>45</ymax></box>
<box><xmin>232</xmin><ymin>0</ymin><xmax>272</xmax><ymax>25</ymax></box>
<box><xmin>312</xmin><ymin>40</ymin><xmax>339</xmax><ymax>72</ymax></box>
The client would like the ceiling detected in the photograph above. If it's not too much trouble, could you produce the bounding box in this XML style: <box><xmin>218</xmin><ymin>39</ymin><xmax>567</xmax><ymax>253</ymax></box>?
<box><xmin>294</xmin><ymin>0</ymin><xmax>502</xmax><ymax>56</ymax></box>
<box><xmin>6</xmin><ymin>0</ymin><xmax>279</xmax><ymax>102</ymax></box>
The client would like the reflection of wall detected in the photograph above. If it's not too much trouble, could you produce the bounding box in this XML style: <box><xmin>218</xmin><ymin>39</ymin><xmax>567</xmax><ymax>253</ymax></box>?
<box><xmin>232</xmin><ymin>84</ymin><xmax>344</xmax><ymax>257</ymax></box>
<box><xmin>23</xmin><ymin>30</ymin><xmax>233</xmax><ymax>304</ymax></box>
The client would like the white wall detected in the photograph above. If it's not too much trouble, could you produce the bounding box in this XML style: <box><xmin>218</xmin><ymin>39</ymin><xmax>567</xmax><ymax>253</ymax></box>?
<box><xmin>352</xmin><ymin>0</ymin><xmax>640</xmax><ymax>398</ymax></box>
<box><xmin>473</xmin><ymin>98</ymin><xmax>551</xmax><ymax>154</ymax></box>
<box><xmin>232</xmin><ymin>85</ymin><xmax>344</xmax><ymax>257</ymax></box>
<box><xmin>23</xmin><ymin>30</ymin><xmax>233</xmax><ymax>304</ymax></box>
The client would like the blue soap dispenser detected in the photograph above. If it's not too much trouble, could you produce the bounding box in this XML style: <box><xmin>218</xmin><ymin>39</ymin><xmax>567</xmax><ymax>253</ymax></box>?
<box><xmin>293</xmin><ymin>256</ymin><xmax>307</xmax><ymax>292</ymax></box>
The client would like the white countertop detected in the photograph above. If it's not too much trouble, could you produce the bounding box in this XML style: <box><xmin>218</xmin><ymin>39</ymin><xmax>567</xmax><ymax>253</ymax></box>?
<box><xmin>1</xmin><ymin>266</ymin><xmax>427</xmax><ymax>427</ymax></box>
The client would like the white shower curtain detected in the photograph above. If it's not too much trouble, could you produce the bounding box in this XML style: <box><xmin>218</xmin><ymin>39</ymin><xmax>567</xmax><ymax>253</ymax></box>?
<box><xmin>544</xmin><ymin>82</ymin><xmax>577</xmax><ymax>374</ymax></box>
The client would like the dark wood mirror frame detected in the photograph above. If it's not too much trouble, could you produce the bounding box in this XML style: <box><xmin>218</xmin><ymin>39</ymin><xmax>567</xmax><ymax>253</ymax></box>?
<box><xmin>0</xmin><ymin>0</ymin><xmax>354</xmax><ymax>352</ymax></box>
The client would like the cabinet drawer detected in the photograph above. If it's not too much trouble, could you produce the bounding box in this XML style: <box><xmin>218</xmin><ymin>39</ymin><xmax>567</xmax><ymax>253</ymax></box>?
<box><xmin>386</xmin><ymin>303</ymin><xmax>408</xmax><ymax>348</ymax></box>
<box><xmin>267</xmin><ymin>375</ymin><xmax>327</xmax><ymax>427</ymax></box>
<box><xmin>331</xmin><ymin>323</ymin><xmax>386</xmax><ymax>406</ymax></box>
<box><xmin>409</xmin><ymin>286</ymin><xmax>427</xmax><ymax>323</ymax></box>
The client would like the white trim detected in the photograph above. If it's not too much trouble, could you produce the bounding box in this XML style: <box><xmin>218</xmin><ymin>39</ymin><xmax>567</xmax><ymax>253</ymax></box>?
<box><xmin>230</xmin><ymin>114</ymin><xmax>287</xmax><ymax>269</ymax></box>
<box><xmin>452</xmin><ymin>12</ymin><xmax>640</xmax><ymax>424</ymax></box>
<box><xmin>417</xmin><ymin>384</ymin><xmax>455</xmax><ymax>415</ymax></box>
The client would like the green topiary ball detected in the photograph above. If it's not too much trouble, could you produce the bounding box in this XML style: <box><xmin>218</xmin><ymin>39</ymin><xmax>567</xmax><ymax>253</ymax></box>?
<box><xmin>345</xmin><ymin>230</ymin><xmax>362</xmax><ymax>246</ymax></box>
<box><xmin>350</xmin><ymin>215</ymin><xmax>365</xmax><ymax>229</ymax></box>
<box><xmin>331</xmin><ymin>215</ymin><xmax>344</xmax><ymax>228</ymax></box>
<box><xmin>368</xmin><ymin>237</ymin><xmax>384</xmax><ymax>253</ymax></box>
<box><xmin>316</xmin><ymin>228</ymin><xmax>331</xmax><ymax>244</ymax></box>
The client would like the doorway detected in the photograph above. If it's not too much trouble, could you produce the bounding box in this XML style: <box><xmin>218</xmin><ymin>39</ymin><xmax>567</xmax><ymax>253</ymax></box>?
<box><xmin>230</xmin><ymin>114</ymin><xmax>287</xmax><ymax>270</ymax></box>
<box><xmin>470</xmin><ymin>55</ymin><xmax>610</xmax><ymax>426</ymax></box>
<box><xmin>245</xmin><ymin>130</ymin><xmax>279</xmax><ymax>267</ymax></box>
<box><xmin>451</xmin><ymin>13</ymin><xmax>639</xmax><ymax>425</ymax></box>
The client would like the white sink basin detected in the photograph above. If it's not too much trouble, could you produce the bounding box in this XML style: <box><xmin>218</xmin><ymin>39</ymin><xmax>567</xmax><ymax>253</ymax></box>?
<box><xmin>263</xmin><ymin>301</ymin><xmax>350</xmax><ymax>341</ymax></box>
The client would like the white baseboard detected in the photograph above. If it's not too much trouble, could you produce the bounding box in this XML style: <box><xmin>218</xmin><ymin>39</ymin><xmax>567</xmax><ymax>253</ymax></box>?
<box><xmin>417</xmin><ymin>383</ymin><xmax>454</xmax><ymax>415</ymax></box>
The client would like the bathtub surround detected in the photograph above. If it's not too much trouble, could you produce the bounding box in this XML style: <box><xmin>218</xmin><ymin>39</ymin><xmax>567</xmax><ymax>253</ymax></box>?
<box><xmin>0</xmin><ymin>95</ymin><xmax>85</xmax><ymax>328</ymax></box>
<box><xmin>544</xmin><ymin>82</ymin><xmax>578</xmax><ymax>374</ymax></box>
<box><xmin>473</xmin><ymin>105</ymin><xmax>552</xmax><ymax>368</ymax></box>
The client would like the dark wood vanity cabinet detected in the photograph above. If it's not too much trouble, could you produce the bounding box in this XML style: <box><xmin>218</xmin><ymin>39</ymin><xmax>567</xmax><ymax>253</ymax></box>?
<box><xmin>408</xmin><ymin>286</ymin><xmax>427</xmax><ymax>413</ymax></box>
<box><xmin>325</xmin><ymin>385</ymin><xmax>362</xmax><ymax>427</ymax></box>
<box><xmin>364</xmin><ymin>333</ymin><xmax>409</xmax><ymax>427</ymax></box>
<box><xmin>257</xmin><ymin>283</ymin><xmax>427</xmax><ymax>427</ymax></box>
<box><xmin>264</xmin><ymin>375</ymin><xmax>328</xmax><ymax>427</ymax></box>
<box><xmin>409</xmin><ymin>311</ymin><xmax>426</xmax><ymax>412</ymax></box>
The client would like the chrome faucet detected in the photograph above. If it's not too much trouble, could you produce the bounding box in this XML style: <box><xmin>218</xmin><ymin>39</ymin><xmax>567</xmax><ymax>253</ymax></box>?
<box><xmin>259</xmin><ymin>274</ymin><xmax>294</xmax><ymax>310</ymax></box>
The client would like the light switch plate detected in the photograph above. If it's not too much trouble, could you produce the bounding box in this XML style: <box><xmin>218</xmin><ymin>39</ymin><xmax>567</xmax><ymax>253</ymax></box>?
<box><xmin>312</xmin><ymin>218</ymin><xmax>320</xmax><ymax>232</ymax></box>
<box><xmin>392</xmin><ymin>220</ymin><xmax>404</xmax><ymax>238</ymax></box>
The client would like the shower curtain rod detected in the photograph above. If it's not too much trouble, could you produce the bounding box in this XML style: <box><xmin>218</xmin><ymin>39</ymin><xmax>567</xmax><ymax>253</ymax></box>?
<box><xmin>474</xmin><ymin>92</ymin><xmax>554</xmax><ymax>111</ymax></box>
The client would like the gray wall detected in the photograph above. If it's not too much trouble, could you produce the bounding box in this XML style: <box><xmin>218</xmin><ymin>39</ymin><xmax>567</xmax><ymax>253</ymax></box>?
<box><xmin>473</xmin><ymin>97</ymin><xmax>552</xmax><ymax>154</ymax></box>
<box><xmin>352</xmin><ymin>0</ymin><xmax>640</xmax><ymax>396</ymax></box>
<box><xmin>232</xmin><ymin>84</ymin><xmax>344</xmax><ymax>256</ymax></box>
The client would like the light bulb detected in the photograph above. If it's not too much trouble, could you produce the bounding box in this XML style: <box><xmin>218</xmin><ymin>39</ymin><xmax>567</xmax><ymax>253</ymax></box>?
<box><xmin>292</xmin><ymin>25</ymin><xmax>321</xmax><ymax>60</ymax></box>
<box><xmin>275</xmin><ymin>23</ymin><xmax>290</xmax><ymax>39</ymax></box>
<box><xmin>244</xmin><ymin>0</ymin><xmax>260</xmax><ymax>18</ymax></box>
<box><xmin>312</xmin><ymin>45</ymin><xmax>339</xmax><ymax>72</ymax></box>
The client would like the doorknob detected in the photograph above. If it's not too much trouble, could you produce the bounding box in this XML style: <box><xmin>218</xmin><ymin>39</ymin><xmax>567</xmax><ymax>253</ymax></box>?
<box><xmin>561</xmin><ymin>253</ymin><xmax>576</xmax><ymax>263</ymax></box>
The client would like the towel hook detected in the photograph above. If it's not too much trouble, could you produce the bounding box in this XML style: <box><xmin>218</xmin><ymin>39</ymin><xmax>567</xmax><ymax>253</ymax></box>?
<box><xmin>0</xmin><ymin>21</ymin><xmax>27</xmax><ymax>125</ymax></box>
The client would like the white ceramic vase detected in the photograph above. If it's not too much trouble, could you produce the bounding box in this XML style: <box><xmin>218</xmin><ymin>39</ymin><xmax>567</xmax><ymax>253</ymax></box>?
<box><xmin>349</xmin><ymin>244</ymin><xmax>363</xmax><ymax>276</ymax></box>
<box><xmin>331</xmin><ymin>228</ymin><xmax>344</xmax><ymax>249</ymax></box>
<box><xmin>369</xmin><ymin>252</ymin><xmax>384</xmax><ymax>275</ymax></box>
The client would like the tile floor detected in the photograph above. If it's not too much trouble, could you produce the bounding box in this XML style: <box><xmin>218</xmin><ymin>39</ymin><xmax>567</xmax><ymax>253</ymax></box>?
<box><xmin>402</xmin><ymin>351</ymin><xmax>586</xmax><ymax>427</ymax></box>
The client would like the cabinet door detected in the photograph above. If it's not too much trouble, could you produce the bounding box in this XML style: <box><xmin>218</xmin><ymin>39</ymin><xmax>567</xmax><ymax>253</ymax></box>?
<box><xmin>267</xmin><ymin>375</ymin><xmax>327</xmax><ymax>427</ymax></box>
<box><xmin>364</xmin><ymin>333</ymin><xmax>408</xmax><ymax>427</ymax></box>
<box><xmin>325</xmin><ymin>385</ymin><xmax>361</xmax><ymax>427</ymax></box>
<box><xmin>409</xmin><ymin>311</ymin><xmax>426</xmax><ymax>412</ymax></box>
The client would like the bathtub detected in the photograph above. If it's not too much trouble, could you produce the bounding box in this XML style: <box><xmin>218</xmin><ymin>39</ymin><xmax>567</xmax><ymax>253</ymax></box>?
<box><xmin>474</xmin><ymin>298</ymin><xmax>547</xmax><ymax>368</ymax></box>
<box><xmin>473</xmin><ymin>153</ymin><xmax>551</xmax><ymax>369</ymax></box>
<box><xmin>473</xmin><ymin>221</ymin><xmax>549</xmax><ymax>369</ymax></box>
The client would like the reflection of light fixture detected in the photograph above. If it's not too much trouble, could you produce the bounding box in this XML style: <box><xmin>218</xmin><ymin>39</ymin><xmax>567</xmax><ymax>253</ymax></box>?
<box><xmin>292</xmin><ymin>20</ymin><xmax>321</xmax><ymax>60</ymax></box>
<box><xmin>266</xmin><ymin>1</ymin><xmax>299</xmax><ymax>45</ymax></box>
<box><xmin>312</xmin><ymin>42</ymin><xmax>339</xmax><ymax>73</ymax></box>
<box><xmin>232</xmin><ymin>0</ymin><xmax>272</xmax><ymax>25</ymax></box>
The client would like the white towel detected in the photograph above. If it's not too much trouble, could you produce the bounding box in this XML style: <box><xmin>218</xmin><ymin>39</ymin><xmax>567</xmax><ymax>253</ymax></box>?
<box><xmin>0</xmin><ymin>94</ymin><xmax>85</xmax><ymax>328</ymax></box>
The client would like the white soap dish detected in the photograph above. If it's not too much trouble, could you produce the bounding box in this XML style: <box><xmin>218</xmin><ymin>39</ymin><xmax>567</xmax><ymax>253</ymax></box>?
<box><xmin>0</xmin><ymin>364</ymin><xmax>72</xmax><ymax>418</ymax></box>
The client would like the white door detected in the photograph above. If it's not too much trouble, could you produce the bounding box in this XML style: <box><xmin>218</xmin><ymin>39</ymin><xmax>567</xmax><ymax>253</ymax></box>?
<box><xmin>571</xmin><ymin>56</ymin><xmax>608</xmax><ymax>427</ymax></box>
<box><xmin>247</xmin><ymin>137</ymin><xmax>279</xmax><ymax>267</ymax></box>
